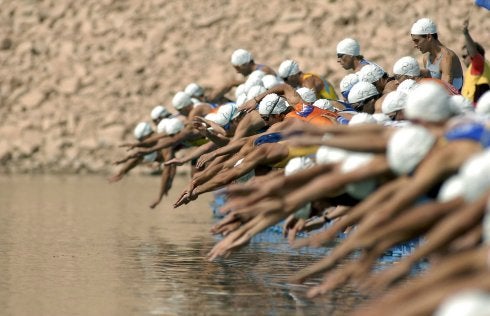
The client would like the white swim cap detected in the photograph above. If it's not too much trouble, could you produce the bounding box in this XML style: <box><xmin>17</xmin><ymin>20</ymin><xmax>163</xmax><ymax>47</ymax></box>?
<box><xmin>164</xmin><ymin>117</ymin><xmax>184</xmax><ymax>135</ymax></box>
<box><xmin>235</xmin><ymin>83</ymin><xmax>246</xmax><ymax>99</ymax></box>
<box><xmin>212</xmin><ymin>114</ymin><xmax>229</xmax><ymax>127</ymax></box>
<box><xmin>246</xmin><ymin>85</ymin><xmax>267</xmax><ymax>101</ymax></box>
<box><xmin>459</xmin><ymin>150</ymin><xmax>490</xmax><ymax>181</ymax></box>
<box><xmin>476</xmin><ymin>91</ymin><xmax>490</xmax><ymax>115</ymax></box>
<box><xmin>313</xmin><ymin>99</ymin><xmax>334</xmax><ymax>111</ymax></box>
<box><xmin>372</xmin><ymin>113</ymin><xmax>392</xmax><ymax>124</ymax></box>
<box><xmin>217</xmin><ymin>102</ymin><xmax>240</xmax><ymax>124</ymax></box>
<box><xmin>405</xmin><ymin>82</ymin><xmax>452</xmax><ymax>122</ymax></box>
<box><xmin>134</xmin><ymin>122</ymin><xmax>153</xmax><ymax>140</ymax></box>
<box><xmin>184</xmin><ymin>83</ymin><xmax>204</xmax><ymax>97</ymax></box>
<box><xmin>358</xmin><ymin>64</ymin><xmax>386</xmax><ymax>84</ymax></box>
<box><xmin>156</xmin><ymin>118</ymin><xmax>169</xmax><ymax>134</ymax></box>
<box><xmin>340</xmin><ymin>73</ymin><xmax>360</xmax><ymax>93</ymax></box>
<box><xmin>336</xmin><ymin>38</ymin><xmax>360</xmax><ymax>56</ymax></box>
<box><xmin>150</xmin><ymin>105</ymin><xmax>171</xmax><ymax>120</ymax></box>
<box><xmin>248</xmin><ymin>69</ymin><xmax>266</xmax><ymax>82</ymax></box>
<box><xmin>459</xmin><ymin>149</ymin><xmax>490</xmax><ymax>202</ymax></box>
<box><xmin>315</xmin><ymin>146</ymin><xmax>349</xmax><ymax>164</ymax></box>
<box><xmin>348</xmin><ymin>113</ymin><xmax>377</xmax><ymax>125</ymax></box>
<box><xmin>296</xmin><ymin>87</ymin><xmax>317</xmax><ymax>103</ymax></box>
<box><xmin>190</xmin><ymin>97</ymin><xmax>201</xmax><ymax>105</ymax></box>
<box><xmin>348</xmin><ymin>81</ymin><xmax>379</xmax><ymax>104</ymax></box>
<box><xmin>285</xmin><ymin>156</ymin><xmax>315</xmax><ymax>176</ymax></box>
<box><xmin>204</xmin><ymin>112</ymin><xmax>220</xmax><ymax>124</ymax></box>
<box><xmin>393</xmin><ymin>56</ymin><xmax>421</xmax><ymax>77</ymax></box>
<box><xmin>382</xmin><ymin>90</ymin><xmax>408</xmax><ymax>114</ymax></box>
<box><xmin>449</xmin><ymin>95</ymin><xmax>474</xmax><ymax>114</ymax></box>
<box><xmin>278</xmin><ymin>59</ymin><xmax>300</xmax><ymax>79</ymax></box>
<box><xmin>258</xmin><ymin>93</ymin><xmax>288</xmax><ymax>116</ymax></box>
<box><xmin>434</xmin><ymin>290</ymin><xmax>490</xmax><ymax>316</ymax></box>
<box><xmin>172</xmin><ymin>91</ymin><xmax>193</xmax><ymax>110</ymax></box>
<box><xmin>341</xmin><ymin>153</ymin><xmax>377</xmax><ymax>199</ymax></box>
<box><xmin>244</xmin><ymin>76</ymin><xmax>264</xmax><ymax>94</ymax></box>
<box><xmin>231</xmin><ymin>49</ymin><xmax>253</xmax><ymax>66</ymax></box>
<box><xmin>235</xmin><ymin>93</ymin><xmax>248</xmax><ymax>106</ymax></box>
<box><xmin>397</xmin><ymin>79</ymin><xmax>418</xmax><ymax>94</ymax></box>
<box><xmin>387</xmin><ymin>125</ymin><xmax>436</xmax><ymax>175</ymax></box>
<box><xmin>262</xmin><ymin>75</ymin><xmax>282</xmax><ymax>90</ymax></box>
<box><xmin>410</xmin><ymin>18</ymin><xmax>437</xmax><ymax>35</ymax></box>
<box><xmin>437</xmin><ymin>175</ymin><xmax>464</xmax><ymax>202</ymax></box>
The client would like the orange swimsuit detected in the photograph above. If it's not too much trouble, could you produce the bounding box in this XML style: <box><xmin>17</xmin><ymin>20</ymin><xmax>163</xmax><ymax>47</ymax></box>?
<box><xmin>286</xmin><ymin>103</ymin><xmax>338</xmax><ymax>126</ymax></box>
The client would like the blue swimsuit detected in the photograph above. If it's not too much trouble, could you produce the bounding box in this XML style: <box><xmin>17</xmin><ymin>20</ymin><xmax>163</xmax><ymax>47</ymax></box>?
<box><xmin>444</xmin><ymin>122</ymin><xmax>490</xmax><ymax>148</ymax></box>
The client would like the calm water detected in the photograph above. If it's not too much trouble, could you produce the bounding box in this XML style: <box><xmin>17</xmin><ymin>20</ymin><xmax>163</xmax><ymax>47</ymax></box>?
<box><xmin>0</xmin><ymin>175</ymin><xmax>370</xmax><ymax>316</ymax></box>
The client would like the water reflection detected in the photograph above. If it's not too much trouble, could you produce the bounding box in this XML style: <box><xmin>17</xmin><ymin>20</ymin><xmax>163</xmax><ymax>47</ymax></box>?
<box><xmin>0</xmin><ymin>175</ymin><xmax>370</xmax><ymax>316</ymax></box>
<box><xmin>132</xmin><ymin>232</ymin><xmax>366</xmax><ymax>316</ymax></box>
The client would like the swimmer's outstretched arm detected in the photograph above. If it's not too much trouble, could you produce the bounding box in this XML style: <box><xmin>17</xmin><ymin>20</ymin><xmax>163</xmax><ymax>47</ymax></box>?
<box><xmin>342</xmin><ymin>141</ymin><xmax>483</xmax><ymax>249</ymax></box>
<box><xmin>119</xmin><ymin>130</ymin><xmax>174</xmax><ymax>150</ymax></box>
<box><xmin>149</xmin><ymin>149</ymin><xmax>176</xmax><ymax>209</ymax></box>
<box><xmin>292</xmin><ymin>177</ymin><xmax>409</xmax><ymax>249</ymax></box>
<box><xmin>283</xmin><ymin>121</ymin><xmax>388</xmax><ymax>137</ymax></box>
<box><xmin>285</xmin><ymin>133</ymin><xmax>389</xmax><ymax>153</ymax></box>
<box><xmin>366</xmin><ymin>192</ymin><xmax>488</xmax><ymax>292</ymax></box>
<box><xmin>208</xmin><ymin>157</ymin><xmax>391</xmax><ymax>260</ymax></box>
<box><xmin>108</xmin><ymin>157</ymin><xmax>142</xmax><ymax>183</ymax></box>
<box><xmin>360</xmin><ymin>245</ymin><xmax>489</xmax><ymax>312</ymax></box>
<box><xmin>165</xmin><ymin>142</ymin><xmax>218</xmax><ymax>167</ymax></box>
<box><xmin>302</xmin><ymin>198</ymin><xmax>466</xmax><ymax>295</ymax></box>
<box><xmin>190</xmin><ymin>143</ymin><xmax>289</xmax><ymax>200</ymax></box>
<box><xmin>196</xmin><ymin>137</ymin><xmax>251</xmax><ymax>169</ymax></box>
<box><xmin>127</xmin><ymin>127</ymin><xmax>204</xmax><ymax>160</ymax></box>
<box><xmin>221</xmin><ymin>163</ymin><xmax>336</xmax><ymax>215</ymax></box>
<box><xmin>193</xmin><ymin>116</ymin><xmax>228</xmax><ymax>137</ymax></box>
<box><xmin>284</xmin><ymin>155</ymin><xmax>390</xmax><ymax>214</ymax></box>
<box><xmin>231</xmin><ymin>111</ymin><xmax>267</xmax><ymax>140</ymax></box>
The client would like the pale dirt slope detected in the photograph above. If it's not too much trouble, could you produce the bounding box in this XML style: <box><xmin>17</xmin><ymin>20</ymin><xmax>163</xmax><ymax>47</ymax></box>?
<box><xmin>0</xmin><ymin>0</ymin><xmax>488</xmax><ymax>173</ymax></box>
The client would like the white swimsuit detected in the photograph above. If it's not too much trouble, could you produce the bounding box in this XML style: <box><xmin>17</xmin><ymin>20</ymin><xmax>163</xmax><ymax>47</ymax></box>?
<box><xmin>426</xmin><ymin>51</ymin><xmax>463</xmax><ymax>90</ymax></box>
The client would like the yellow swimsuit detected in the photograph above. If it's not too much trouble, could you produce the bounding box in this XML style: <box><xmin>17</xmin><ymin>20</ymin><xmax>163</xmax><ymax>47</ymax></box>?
<box><xmin>272</xmin><ymin>145</ymin><xmax>320</xmax><ymax>168</ymax></box>
<box><xmin>184</xmin><ymin>137</ymin><xmax>209</xmax><ymax>147</ymax></box>
<box><xmin>302</xmin><ymin>73</ymin><xmax>338</xmax><ymax>100</ymax></box>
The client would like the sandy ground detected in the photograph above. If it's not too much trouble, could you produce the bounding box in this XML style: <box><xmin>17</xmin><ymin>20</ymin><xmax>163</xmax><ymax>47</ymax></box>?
<box><xmin>0</xmin><ymin>0</ymin><xmax>489</xmax><ymax>174</ymax></box>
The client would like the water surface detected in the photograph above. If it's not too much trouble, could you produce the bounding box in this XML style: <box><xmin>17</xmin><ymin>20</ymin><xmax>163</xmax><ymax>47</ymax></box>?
<box><xmin>0</xmin><ymin>175</ymin><xmax>368</xmax><ymax>316</ymax></box>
